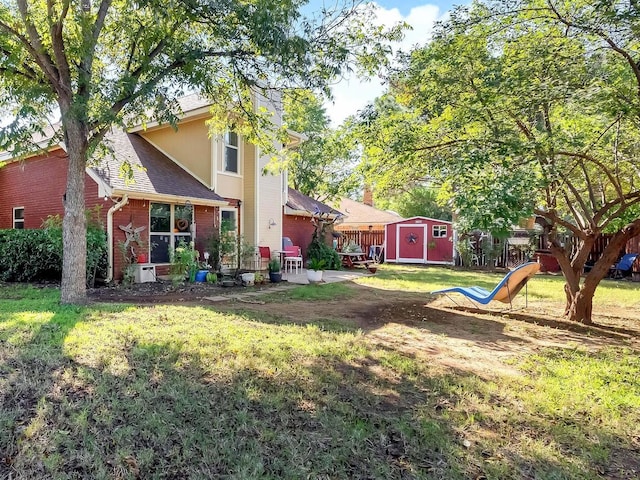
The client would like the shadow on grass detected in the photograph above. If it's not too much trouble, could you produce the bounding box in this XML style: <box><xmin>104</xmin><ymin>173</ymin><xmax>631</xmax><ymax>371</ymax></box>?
<box><xmin>437</xmin><ymin>304</ymin><xmax>640</xmax><ymax>340</ymax></box>
<box><xmin>1</xmin><ymin>294</ymin><xmax>636</xmax><ymax>479</ymax></box>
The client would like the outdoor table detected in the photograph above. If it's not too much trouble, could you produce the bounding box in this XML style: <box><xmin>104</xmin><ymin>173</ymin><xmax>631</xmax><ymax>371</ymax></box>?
<box><xmin>338</xmin><ymin>251</ymin><xmax>373</xmax><ymax>269</ymax></box>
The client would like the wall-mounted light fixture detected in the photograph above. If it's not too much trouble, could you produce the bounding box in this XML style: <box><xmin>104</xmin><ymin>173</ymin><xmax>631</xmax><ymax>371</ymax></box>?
<box><xmin>268</xmin><ymin>218</ymin><xmax>277</xmax><ymax>229</ymax></box>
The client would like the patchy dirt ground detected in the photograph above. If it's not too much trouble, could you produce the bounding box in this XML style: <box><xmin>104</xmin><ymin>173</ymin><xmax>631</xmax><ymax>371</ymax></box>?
<box><xmin>88</xmin><ymin>280</ymin><xmax>640</xmax><ymax>381</ymax></box>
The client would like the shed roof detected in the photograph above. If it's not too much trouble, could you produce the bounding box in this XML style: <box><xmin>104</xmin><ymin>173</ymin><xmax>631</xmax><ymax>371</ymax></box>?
<box><xmin>385</xmin><ymin>216</ymin><xmax>453</xmax><ymax>226</ymax></box>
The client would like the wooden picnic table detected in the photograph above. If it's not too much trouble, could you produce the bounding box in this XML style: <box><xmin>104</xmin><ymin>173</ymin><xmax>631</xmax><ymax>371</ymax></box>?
<box><xmin>338</xmin><ymin>251</ymin><xmax>374</xmax><ymax>269</ymax></box>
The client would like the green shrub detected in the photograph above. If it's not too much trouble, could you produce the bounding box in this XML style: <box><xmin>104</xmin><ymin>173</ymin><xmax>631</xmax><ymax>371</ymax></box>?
<box><xmin>306</xmin><ymin>240</ymin><xmax>340</xmax><ymax>270</ymax></box>
<box><xmin>0</xmin><ymin>225</ymin><xmax>107</xmax><ymax>284</ymax></box>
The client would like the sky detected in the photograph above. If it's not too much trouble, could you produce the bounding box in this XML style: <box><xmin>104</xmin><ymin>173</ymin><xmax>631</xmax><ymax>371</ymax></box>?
<box><xmin>311</xmin><ymin>0</ymin><xmax>463</xmax><ymax>126</ymax></box>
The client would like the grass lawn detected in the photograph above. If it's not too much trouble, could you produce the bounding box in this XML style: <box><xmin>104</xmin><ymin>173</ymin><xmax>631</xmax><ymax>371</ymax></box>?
<box><xmin>1</xmin><ymin>267</ymin><xmax>639</xmax><ymax>479</ymax></box>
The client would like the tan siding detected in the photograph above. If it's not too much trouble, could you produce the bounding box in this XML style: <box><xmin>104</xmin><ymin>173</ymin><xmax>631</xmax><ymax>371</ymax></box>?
<box><xmin>254</xmin><ymin>92</ymin><xmax>285</xmax><ymax>253</ymax></box>
<box><xmin>216</xmin><ymin>173</ymin><xmax>243</xmax><ymax>199</ymax></box>
<box><xmin>256</xmin><ymin>152</ymin><xmax>283</xmax><ymax>251</ymax></box>
<box><xmin>141</xmin><ymin>119</ymin><xmax>211</xmax><ymax>187</ymax></box>
<box><xmin>242</xmin><ymin>141</ymin><xmax>257</xmax><ymax>245</ymax></box>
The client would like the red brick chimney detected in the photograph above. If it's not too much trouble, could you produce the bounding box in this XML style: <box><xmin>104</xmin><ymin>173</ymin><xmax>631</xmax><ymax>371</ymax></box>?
<box><xmin>363</xmin><ymin>186</ymin><xmax>373</xmax><ymax>206</ymax></box>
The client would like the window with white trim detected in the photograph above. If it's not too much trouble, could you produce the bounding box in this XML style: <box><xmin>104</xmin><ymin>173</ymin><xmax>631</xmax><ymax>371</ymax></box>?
<box><xmin>149</xmin><ymin>203</ymin><xmax>194</xmax><ymax>263</ymax></box>
<box><xmin>224</xmin><ymin>131</ymin><xmax>239</xmax><ymax>173</ymax></box>
<box><xmin>220</xmin><ymin>208</ymin><xmax>238</xmax><ymax>266</ymax></box>
<box><xmin>13</xmin><ymin>207</ymin><xmax>24</xmax><ymax>229</ymax></box>
<box><xmin>432</xmin><ymin>225</ymin><xmax>447</xmax><ymax>238</ymax></box>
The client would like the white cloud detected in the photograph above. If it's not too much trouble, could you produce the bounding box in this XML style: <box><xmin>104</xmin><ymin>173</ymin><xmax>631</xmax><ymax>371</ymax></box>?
<box><xmin>325</xmin><ymin>3</ymin><xmax>446</xmax><ymax>126</ymax></box>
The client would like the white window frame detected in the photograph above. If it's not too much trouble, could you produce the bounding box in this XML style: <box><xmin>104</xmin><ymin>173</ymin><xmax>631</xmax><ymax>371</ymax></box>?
<box><xmin>220</xmin><ymin>208</ymin><xmax>238</xmax><ymax>232</ymax></box>
<box><xmin>223</xmin><ymin>131</ymin><xmax>240</xmax><ymax>174</ymax></box>
<box><xmin>13</xmin><ymin>207</ymin><xmax>24</xmax><ymax>229</ymax></box>
<box><xmin>432</xmin><ymin>225</ymin><xmax>448</xmax><ymax>238</ymax></box>
<box><xmin>149</xmin><ymin>203</ymin><xmax>194</xmax><ymax>264</ymax></box>
<box><xmin>219</xmin><ymin>208</ymin><xmax>239</xmax><ymax>267</ymax></box>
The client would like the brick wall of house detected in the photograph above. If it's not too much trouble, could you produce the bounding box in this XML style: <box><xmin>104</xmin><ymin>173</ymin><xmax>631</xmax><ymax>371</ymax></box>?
<box><xmin>111</xmin><ymin>201</ymin><xmax>219</xmax><ymax>281</ymax></box>
<box><xmin>0</xmin><ymin>151</ymin><xmax>109</xmax><ymax>229</ymax></box>
<box><xmin>282</xmin><ymin>214</ymin><xmax>316</xmax><ymax>260</ymax></box>
<box><xmin>111</xmin><ymin>199</ymin><xmax>151</xmax><ymax>281</ymax></box>
<box><xmin>193</xmin><ymin>205</ymin><xmax>218</xmax><ymax>260</ymax></box>
<box><xmin>1</xmin><ymin>150</ymin><xmax>223</xmax><ymax>282</ymax></box>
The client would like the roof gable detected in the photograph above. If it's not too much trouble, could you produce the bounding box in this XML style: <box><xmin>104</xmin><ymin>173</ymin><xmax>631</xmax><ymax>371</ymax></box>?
<box><xmin>91</xmin><ymin>129</ymin><xmax>224</xmax><ymax>203</ymax></box>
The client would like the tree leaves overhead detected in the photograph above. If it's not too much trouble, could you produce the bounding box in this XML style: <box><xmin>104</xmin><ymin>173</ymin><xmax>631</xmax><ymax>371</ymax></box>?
<box><xmin>282</xmin><ymin>89</ymin><xmax>360</xmax><ymax>201</ymax></box>
<box><xmin>0</xmin><ymin>0</ymin><xmax>404</xmax><ymax>304</ymax></box>
<box><xmin>359</xmin><ymin>0</ymin><xmax>640</xmax><ymax>238</ymax></box>
<box><xmin>0</xmin><ymin>0</ymin><xmax>403</xmax><ymax>156</ymax></box>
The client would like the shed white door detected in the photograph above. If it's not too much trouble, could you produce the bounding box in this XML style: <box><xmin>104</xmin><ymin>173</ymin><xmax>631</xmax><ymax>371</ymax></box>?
<box><xmin>396</xmin><ymin>224</ymin><xmax>427</xmax><ymax>263</ymax></box>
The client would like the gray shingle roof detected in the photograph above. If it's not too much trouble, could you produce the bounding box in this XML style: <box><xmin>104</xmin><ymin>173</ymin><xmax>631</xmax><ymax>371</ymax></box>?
<box><xmin>286</xmin><ymin>187</ymin><xmax>342</xmax><ymax>216</ymax></box>
<box><xmin>332</xmin><ymin>197</ymin><xmax>403</xmax><ymax>225</ymax></box>
<box><xmin>91</xmin><ymin>129</ymin><xmax>224</xmax><ymax>202</ymax></box>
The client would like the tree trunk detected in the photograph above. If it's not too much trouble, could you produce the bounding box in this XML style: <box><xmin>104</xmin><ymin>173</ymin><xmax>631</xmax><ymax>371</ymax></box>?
<box><xmin>564</xmin><ymin>283</ymin><xmax>594</xmax><ymax>325</ymax></box>
<box><xmin>553</xmin><ymin>223</ymin><xmax>640</xmax><ymax>325</ymax></box>
<box><xmin>60</xmin><ymin>119</ymin><xmax>89</xmax><ymax>305</ymax></box>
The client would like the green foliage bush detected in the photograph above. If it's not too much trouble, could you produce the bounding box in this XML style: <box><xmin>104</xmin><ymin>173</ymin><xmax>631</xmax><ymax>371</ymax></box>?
<box><xmin>0</xmin><ymin>219</ymin><xmax>107</xmax><ymax>284</ymax></box>
<box><xmin>306</xmin><ymin>240</ymin><xmax>340</xmax><ymax>270</ymax></box>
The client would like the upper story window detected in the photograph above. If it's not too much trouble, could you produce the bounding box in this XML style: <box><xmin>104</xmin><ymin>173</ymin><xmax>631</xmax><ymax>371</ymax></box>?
<box><xmin>432</xmin><ymin>225</ymin><xmax>447</xmax><ymax>238</ymax></box>
<box><xmin>13</xmin><ymin>207</ymin><xmax>24</xmax><ymax>229</ymax></box>
<box><xmin>224</xmin><ymin>131</ymin><xmax>239</xmax><ymax>173</ymax></box>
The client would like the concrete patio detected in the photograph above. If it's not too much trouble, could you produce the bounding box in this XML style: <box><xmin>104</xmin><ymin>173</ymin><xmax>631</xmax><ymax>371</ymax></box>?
<box><xmin>281</xmin><ymin>268</ymin><xmax>373</xmax><ymax>285</ymax></box>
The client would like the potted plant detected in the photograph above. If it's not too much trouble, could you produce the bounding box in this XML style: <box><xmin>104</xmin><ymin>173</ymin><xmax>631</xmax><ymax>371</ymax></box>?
<box><xmin>268</xmin><ymin>259</ymin><xmax>282</xmax><ymax>283</ymax></box>
<box><xmin>307</xmin><ymin>258</ymin><xmax>326</xmax><ymax>283</ymax></box>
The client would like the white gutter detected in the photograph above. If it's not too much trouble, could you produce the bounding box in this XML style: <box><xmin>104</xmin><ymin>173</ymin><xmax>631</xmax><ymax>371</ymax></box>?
<box><xmin>106</xmin><ymin>194</ymin><xmax>129</xmax><ymax>283</ymax></box>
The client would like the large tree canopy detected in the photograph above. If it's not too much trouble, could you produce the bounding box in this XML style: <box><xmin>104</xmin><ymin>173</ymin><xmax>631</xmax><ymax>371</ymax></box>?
<box><xmin>357</xmin><ymin>0</ymin><xmax>640</xmax><ymax>324</ymax></box>
<box><xmin>282</xmin><ymin>90</ymin><xmax>360</xmax><ymax>201</ymax></box>
<box><xmin>0</xmin><ymin>0</ymin><xmax>402</xmax><ymax>303</ymax></box>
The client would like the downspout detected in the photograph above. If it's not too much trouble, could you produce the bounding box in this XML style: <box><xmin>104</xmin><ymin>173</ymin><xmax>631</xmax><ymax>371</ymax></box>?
<box><xmin>106</xmin><ymin>194</ymin><xmax>129</xmax><ymax>283</ymax></box>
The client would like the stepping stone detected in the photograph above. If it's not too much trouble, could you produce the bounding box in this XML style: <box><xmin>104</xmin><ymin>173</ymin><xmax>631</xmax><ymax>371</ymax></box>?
<box><xmin>203</xmin><ymin>296</ymin><xmax>230</xmax><ymax>302</ymax></box>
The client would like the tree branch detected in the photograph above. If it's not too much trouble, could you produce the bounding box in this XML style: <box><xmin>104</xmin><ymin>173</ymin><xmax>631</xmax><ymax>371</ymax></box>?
<box><xmin>554</xmin><ymin>150</ymin><xmax>624</xmax><ymax>198</ymax></box>
<box><xmin>545</xmin><ymin>0</ymin><xmax>640</xmax><ymax>97</ymax></box>
<box><xmin>535</xmin><ymin>207</ymin><xmax>584</xmax><ymax>237</ymax></box>
<box><xmin>0</xmin><ymin>11</ymin><xmax>59</xmax><ymax>90</ymax></box>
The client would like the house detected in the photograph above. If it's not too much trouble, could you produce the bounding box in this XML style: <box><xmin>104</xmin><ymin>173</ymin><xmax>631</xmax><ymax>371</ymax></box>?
<box><xmin>0</xmin><ymin>93</ymin><xmax>299</xmax><ymax>281</ymax></box>
<box><xmin>332</xmin><ymin>196</ymin><xmax>403</xmax><ymax>232</ymax></box>
<box><xmin>283</xmin><ymin>187</ymin><xmax>342</xmax><ymax>259</ymax></box>
<box><xmin>384</xmin><ymin>216</ymin><xmax>455</xmax><ymax>265</ymax></box>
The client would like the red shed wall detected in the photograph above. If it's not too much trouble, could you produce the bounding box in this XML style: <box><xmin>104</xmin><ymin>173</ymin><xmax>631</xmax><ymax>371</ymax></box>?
<box><xmin>385</xmin><ymin>224</ymin><xmax>397</xmax><ymax>261</ymax></box>
<box><xmin>0</xmin><ymin>151</ymin><xmax>108</xmax><ymax>229</ymax></box>
<box><xmin>283</xmin><ymin>214</ymin><xmax>316</xmax><ymax>259</ymax></box>
<box><xmin>385</xmin><ymin>217</ymin><xmax>453</xmax><ymax>264</ymax></box>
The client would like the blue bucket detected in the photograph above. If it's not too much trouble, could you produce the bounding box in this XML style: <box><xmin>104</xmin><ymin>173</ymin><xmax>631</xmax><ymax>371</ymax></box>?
<box><xmin>195</xmin><ymin>270</ymin><xmax>209</xmax><ymax>282</ymax></box>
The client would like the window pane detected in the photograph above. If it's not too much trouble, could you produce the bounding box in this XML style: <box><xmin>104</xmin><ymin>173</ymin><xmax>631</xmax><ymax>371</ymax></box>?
<box><xmin>150</xmin><ymin>203</ymin><xmax>170</xmax><ymax>232</ymax></box>
<box><xmin>14</xmin><ymin>222</ymin><xmax>24</xmax><ymax>230</ymax></box>
<box><xmin>225</xmin><ymin>146</ymin><xmax>238</xmax><ymax>173</ymax></box>
<box><xmin>14</xmin><ymin>208</ymin><xmax>24</xmax><ymax>220</ymax></box>
<box><xmin>174</xmin><ymin>205</ymin><xmax>193</xmax><ymax>232</ymax></box>
<box><xmin>225</xmin><ymin>131</ymin><xmax>238</xmax><ymax>147</ymax></box>
<box><xmin>221</xmin><ymin>210</ymin><xmax>236</xmax><ymax>230</ymax></box>
<box><xmin>151</xmin><ymin>234</ymin><xmax>170</xmax><ymax>263</ymax></box>
<box><xmin>174</xmin><ymin>235</ymin><xmax>192</xmax><ymax>250</ymax></box>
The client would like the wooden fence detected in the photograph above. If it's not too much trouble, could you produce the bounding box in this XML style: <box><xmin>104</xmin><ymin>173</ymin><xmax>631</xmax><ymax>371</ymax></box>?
<box><xmin>337</xmin><ymin>229</ymin><xmax>631</xmax><ymax>270</ymax></box>
<box><xmin>336</xmin><ymin>230</ymin><xmax>385</xmax><ymax>259</ymax></box>
<box><xmin>467</xmin><ymin>233</ymin><xmax>618</xmax><ymax>269</ymax></box>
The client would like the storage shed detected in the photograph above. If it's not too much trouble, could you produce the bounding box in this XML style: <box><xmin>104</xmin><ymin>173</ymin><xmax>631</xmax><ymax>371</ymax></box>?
<box><xmin>385</xmin><ymin>217</ymin><xmax>454</xmax><ymax>264</ymax></box>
